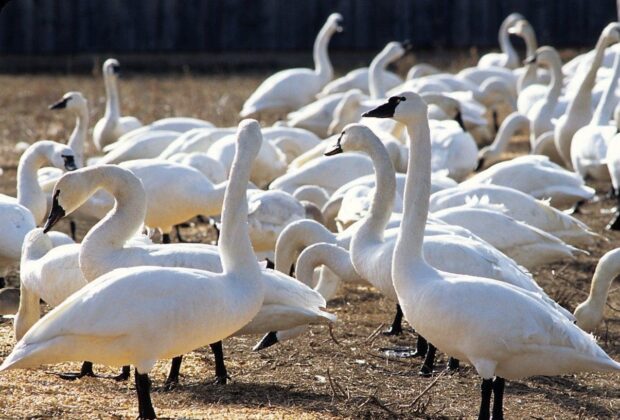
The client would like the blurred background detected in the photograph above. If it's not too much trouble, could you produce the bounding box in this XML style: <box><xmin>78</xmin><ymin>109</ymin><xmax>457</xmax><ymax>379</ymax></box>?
<box><xmin>0</xmin><ymin>0</ymin><xmax>617</xmax><ymax>73</ymax></box>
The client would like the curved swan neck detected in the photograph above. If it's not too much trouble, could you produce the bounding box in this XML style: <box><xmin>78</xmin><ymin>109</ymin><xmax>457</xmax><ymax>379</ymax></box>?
<box><xmin>394</xmin><ymin>116</ymin><xmax>432</xmax><ymax>266</ymax></box>
<box><xmin>313</xmin><ymin>20</ymin><xmax>336</xmax><ymax>83</ymax></box>
<box><xmin>81</xmin><ymin>166</ymin><xmax>147</xmax><ymax>259</ymax></box>
<box><xmin>17</xmin><ymin>144</ymin><xmax>50</xmax><ymax>224</ymax></box>
<box><xmin>498</xmin><ymin>20</ymin><xmax>518</xmax><ymax>67</ymax></box>
<box><xmin>274</xmin><ymin>220</ymin><xmax>336</xmax><ymax>274</ymax></box>
<box><xmin>68</xmin><ymin>106</ymin><xmax>89</xmax><ymax>168</ymax></box>
<box><xmin>589</xmin><ymin>249</ymin><xmax>620</xmax><ymax>305</ymax></box>
<box><xmin>218</xmin><ymin>126</ymin><xmax>261</xmax><ymax>275</ymax></box>
<box><xmin>517</xmin><ymin>28</ymin><xmax>539</xmax><ymax>92</ymax></box>
<box><xmin>487</xmin><ymin>113</ymin><xmax>527</xmax><ymax>155</ymax></box>
<box><xmin>104</xmin><ymin>71</ymin><xmax>120</xmax><ymax>119</ymax></box>
<box><xmin>592</xmin><ymin>53</ymin><xmax>620</xmax><ymax>126</ymax></box>
<box><xmin>297</xmin><ymin>244</ymin><xmax>358</xmax><ymax>297</ymax></box>
<box><xmin>369</xmin><ymin>44</ymin><xmax>402</xmax><ymax>99</ymax></box>
<box><xmin>354</xmin><ymin>134</ymin><xmax>397</xmax><ymax>243</ymax></box>
<box><xmin>543</xmin><ymin>51</ymin><xmax>563</xmax><ymax>103</ymax></box>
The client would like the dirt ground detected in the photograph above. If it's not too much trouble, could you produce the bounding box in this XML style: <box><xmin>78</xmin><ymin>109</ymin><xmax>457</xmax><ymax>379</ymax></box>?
<box><xmin>0</xmin><ymin>54</ymin><xmax>618</xmax><ymax>419</ymax></box>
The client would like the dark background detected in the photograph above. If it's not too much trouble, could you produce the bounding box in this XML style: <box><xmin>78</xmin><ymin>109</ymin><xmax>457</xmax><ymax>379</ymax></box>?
<box><xmin>0</xmin><ymin>0</ymin><xmax>616</xmax><ymax>54</ymax></box>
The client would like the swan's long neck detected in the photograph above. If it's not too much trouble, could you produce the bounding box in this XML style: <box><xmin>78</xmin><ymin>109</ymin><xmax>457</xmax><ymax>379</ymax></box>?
<box><xmin>68</xmin><ymin>106</ymin><xmax>89</xmax><ymax>168</ymax></box>
<box><xmin>369</xmin><ymin>46</ymin><xmax>401</xmax><ymax>99</ymax></box>
<box><xmin>354</xmin><ymin>136</ymin><xmax>397</xmax><ymax>245</ymax></box>
<box><xmin>313</xmin><ymin>22</ymin><xmax>335</xmax><ymax>84</ymax></box>
<box><xmin>104</xmin><ymin>72</ymin><xmax>121</xmax><ymax>120</ymax></box>
<box><xmin>17</xmin><ymin>145</ymin><xmax>49</xmax><ymax>225</ymax></box>
<box><xmin>517</xmin><ymin>29</ymin><xmax>539</xmax><ymax>91</ymax></box>
<box><xmin>218</xmin><ymin>136</ymin><xmax>259</xmax><ymax>275</ymax></box>
<box><xmin>394</xmin><ymin>117</ymin><xmax>432</xmax><ymax>268</ymax></box>
<box><xmin>577</xmin><ymin>248</ymin><xmax>620</xmax><ymax>327</ymax></box>
<box><xmin>543</xmin><ymin>52</ymin><xmax>563</xmax><ymax>105</ymax></box>
<box><xmin>499</xmin><ymin>20</ymin><xmax>518</xmax><ymax>67</ymax></box>
<box><xmin>15</xmin><ymin>231</ymin><xmax>53</xmax><ymax>340</ymax></box>
<box><xmin>79</xmin><ymin>167</ymin><xmax>147</xmax><ymax>277</ymax></box>
<box><xmin>592</xmin><ymin>52</ymin><xmax>620</xmax><ymax>126</ymax></box>
<box><xmin>487</xmin><ymin>113</ymin><xmax>527</xmax><ymax>155</ymax></box>
<box><xmin>296</xmin><ymin>244</ymin><xmax>359</xmax><ymax>297</ymax></box>
<box><xmin>14</xmin><ymin>282</ymin><xmax>41</xmax><ymax>341</ymax></box>
<box><xmin>566</xmin><ymin>34</ymin><xmax>610</xmax><ymax>121</ymax></box>
<box><xmin>274</xmin><ymin>219</ymin><xmax>336</xmax><ymax>274</ymax></box>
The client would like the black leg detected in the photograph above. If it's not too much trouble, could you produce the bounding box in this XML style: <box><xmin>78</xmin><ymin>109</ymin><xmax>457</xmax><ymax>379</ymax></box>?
<box><xmin>163</xmin><ymin>356</ymin><xmax>182</xmax><ymax>391</ymax></box>
<box><xmin>113</xmin><ymin>365</ymin><xmax>131</xmax><ymax>381</ymax></box>
<box><xmin>414</xmin><ymin>334</ymin><xmax>428</xmax><ymax>357</ymax></box>
<box><xmin>175</xmin><ymin>224</ymin><xmax>187</xmax><ymax>243</ymax></box>
<box><xmin>492</xmin><ymin>109</ymin><xmax>499</xmax><ymax>133</ymax></box>
<box><xmin>58</xmin><ymin>361</ymin><xmax>95</xmax><ymax>380</ymax></box>
<box><xmin>135</xmin><ymin>369</ymin><xmax>156</xmax><ymax>420</ymax></box>
<box><xmin>383</xmin><ymin>304</ymin><xmax>403</xmax><ymax>336</ymax></box>
<box><xmin>478</xmin><ymin>378</ymin><xmax>493</xmax><ymax>420</ymax></box>
<box><xmin>607</xmin><ymin>195</ymin><xmax>620</xmax><ymax>230</ymax></box>
<box><xmin>264</xmin><ymin>259</ymin><xmax>275</xmax><ymax>270</ymax></box>
<box><xmin>492</xmin><ymin>377</ymin><xmax>505</xmax><ymax>420</ymax></box>
<box><xmin>162</xmin><ymin>233</ymin><xmax>171</xmax><ymax>244</ymax></box>
<box><xmin>69</xmin><ymin>220</ymin><xmax>77</xmax><ymax>241</ymax></box>
<box><xmin>253</xmin><ymin>331</ymin><xmax>279</xmax><ymax>351</ymax></box>
<box><xmin>447</xmin><ymin>357</ymin><xmax>460</xmax><ymax>372</ymax></box>
<box><xmin>418</xmin><ymin>343</ymin><xmax>436</xmax><ymax>377</ymax></box>
<box><xmin>210</xmin><ymin>219</ymin><xmax>220</xmax><ymax>245</ymax></box>
<box><xmin>606</xmin><ymin>185</ymin><xmax>617</xmax><ymax>199</ymax></box>
<box><xmin>210</xmin><ymin>341</ymin><xmax>229</xmax><ymax>385</ymax></box>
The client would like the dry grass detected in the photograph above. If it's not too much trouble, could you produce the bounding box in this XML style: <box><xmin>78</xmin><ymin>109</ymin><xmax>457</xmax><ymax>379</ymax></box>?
<box><xmin>0</xmin><ymin>52</ymin><xmax>618</xmax><ymax>419</ymax></box>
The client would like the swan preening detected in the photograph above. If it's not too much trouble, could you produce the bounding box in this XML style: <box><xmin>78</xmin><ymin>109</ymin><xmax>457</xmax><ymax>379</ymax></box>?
<box><xmin>0</xmin><ymin>9</ymin><xmax>619</xmax><ymax>420</ymax></box>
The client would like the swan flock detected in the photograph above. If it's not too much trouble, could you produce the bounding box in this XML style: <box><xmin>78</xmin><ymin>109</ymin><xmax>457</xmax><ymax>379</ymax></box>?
<box><xmin>0</xmin><ymin>11</ymin><xmax>619</xmax><ymax>420</ymax></box>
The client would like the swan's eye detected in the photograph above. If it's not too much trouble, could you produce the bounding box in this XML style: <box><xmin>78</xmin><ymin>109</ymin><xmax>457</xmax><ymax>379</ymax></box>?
<box><xmin>399</xmin><ymin>96</ymin><xmax>407</xmax><ymax>102</ymax></box>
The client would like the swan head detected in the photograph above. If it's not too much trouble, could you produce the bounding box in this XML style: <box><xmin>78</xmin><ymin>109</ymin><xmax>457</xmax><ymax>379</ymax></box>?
<box><xmin>103</xmin><ymin>58</ymin><xmax>121</xmax><ymax>77</ymax></box>
<box><xmin>326</xmin><ymin>13</ymin><xmax>344</xmax><ymax>33</ymax></box>
<box><xmin>573</xmin><ymin>299</ymin><xmax>602</xmax><ymax>333</ymax></box>
<box><xmin>49</xmin><ymin>91</ymin><xmax>87</xmax><ymax>114</ymax></box>
<box><xmin>43</xmin><ymin>142</ymin><xmax>78</xmax><ymax>172</ymax></box>
<box><xmin>362</xmin><ymin>92</ymin><xmax>427</xmax><ymax>125</ymax></box>
<box><xmin>324</xmin><ymin>124</ymin><xmax>385</xmax><ymax>160</ymax></box>
<box><xmin>602</xmin><ymin>23</ymin><xmax>620</xmax><ymax>46</ymax></box>
<box><xmin>507</xmin><ymin>19</ymin><xmax>531</xmax><ymax>38</ymax></box>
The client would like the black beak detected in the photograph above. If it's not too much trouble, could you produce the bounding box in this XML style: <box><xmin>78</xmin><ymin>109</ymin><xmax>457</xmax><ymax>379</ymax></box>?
<box><xmin>363</xmin><ymin>97</ymin><xmax>403</xmax><ymax>118</ymax></box>
<box><xmin>476</xmin><ymin>157</ymin><xmax>485</xmax><ymax>171</ymax></box>
<box><xmin>252</xmin><ymin>331</ymin><xmax>279</xmax><ymax>351</ymax></box>
<box><xmin>455</xmin><ymin>110</ymin><xmax>466</xmax><ymax>131</ymax></box>
<box><xmin>62</xmin><ymin>155</ymin><xmax>77</xmax><ymax>171</ymax></box>
<box><xmin>523</xmin><ymin>54</ymin><xmax>537</xmax><ymax>65</ymax></box>
<box><xmin>402</xmin><ymin>39</ymin><xmax>414</xmax><ymax>53</ymax></box>
<box><xmin>324</xmin><ymin>131</ymin><xmax>345</xmax><ymax>156</ymax></box>
<box><xmin>43</xmin><ymin>190</ymin><xmax>66</xmax><ymax>233</ymax></box>
<box><xmin>112</xmin><ymin>64</ymin><xmax>121</xmax><ymax>75</ymax></box>
<box><xmin>49</xmin><ymin>98</ymin><xmax>68</xmax><ymax>110</ymax></box>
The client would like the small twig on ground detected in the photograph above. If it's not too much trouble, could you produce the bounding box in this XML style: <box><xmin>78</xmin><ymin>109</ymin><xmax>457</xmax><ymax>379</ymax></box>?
<box><xmin>365</xmin><ymin>323</ymin><xmax>385</xmax><ymax>344</ymax></box>
<box><xmin>406</xmin><ymin>370</ymin><xmax>446</xmax><ymax>408</ymax></box>
<box><xmin>359</xmin><ymin>393</ymin><xmax>398</xmax><ymax>417</ymax></box>
<box><xmin>326</xmin><ymin>368</ymin><xmax>347</xmax><ymax>401</ymax></box>
<box><xmin>328</xmin><ymin>323</ymin><xmax>341</xmax><ymax>346</ymax></box>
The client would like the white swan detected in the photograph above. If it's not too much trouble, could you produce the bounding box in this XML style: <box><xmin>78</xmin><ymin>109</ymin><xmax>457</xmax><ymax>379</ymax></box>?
<box><xmin>571</xmin><ymin>51</ymin><xmax>620</xmax><ymax>181</ymax></box>
<box><xmin>108</xmin><ymin>117</ymin><xmax>214</xmax><ymax>150</ymax></box>
<box><xmin>574</xmin><ymin>248</ymin><xmax>620</xmax><ymax>332</ymax></box>
<box><xmin>462</xmin><ymin>155</ymin><xmax>595</xmax><ymax>209</ymax></box>
<box><xmin>95</xmin><ymin>130</ymin><xmax>181</xmax><ymax>165</ymax></box>
<box><xmin>432</xmin><ymin>203</ymin><xmax>580</xmax><ymax>269</ymax></box>
<box><xmin>166</xmin><ymin>152</ymin><xmax>228</xmax><ymax>184</ymax></box>
<box><xmin>476</xmin><ymin>112</ymin><xmax>529</xmax><ymax>169</ymax></box>
<box><xmin>318</xmin><ymin>41</ymin><xmax>405</xmax><ymax>97</ymax></box>
<box><xmin>364</xmin><ymin>91</ymin><xmax>620</xmax><ymax>419</ymax></box>
<box><xmin>286</xmin><ymin>91</ymin><xmax>353</xmax><ymax>137</ymax></box>
<box><xmin>0</xmin><ymin>141</ymin><xmax>75</xmax><ymax>272</ymax></box>
<box><xmin>554</xmin><ymin>23</ymin><xmax>620</xmax><ymax>168</ymax></box>
<box><xmin>92</xmin><ymin>58</ymin><xmax>142</xmax><ymax>151</ymax></box>
<box><xmin>429</xmin><ymin>184</ymin><xmax>600</xmax><ymax>247</ymax></box>
<box><xmin>1</xmin><ymin>120</ymin><xmax>268</xmax><ymax>419</ymax></box>
<box><xmin>240</xmin><ymin>13</ymin><xmax>342</xmax><ymax>117</ymax></box>
<box><xmin>477</xmin><ymin>13</ymin><xmax>523</xmax><ymax>69</ymax></box>
<box><xmin>158</xmin><ymin>127</ymin><xmax>236</xmax><ymax>159</ymax></box>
